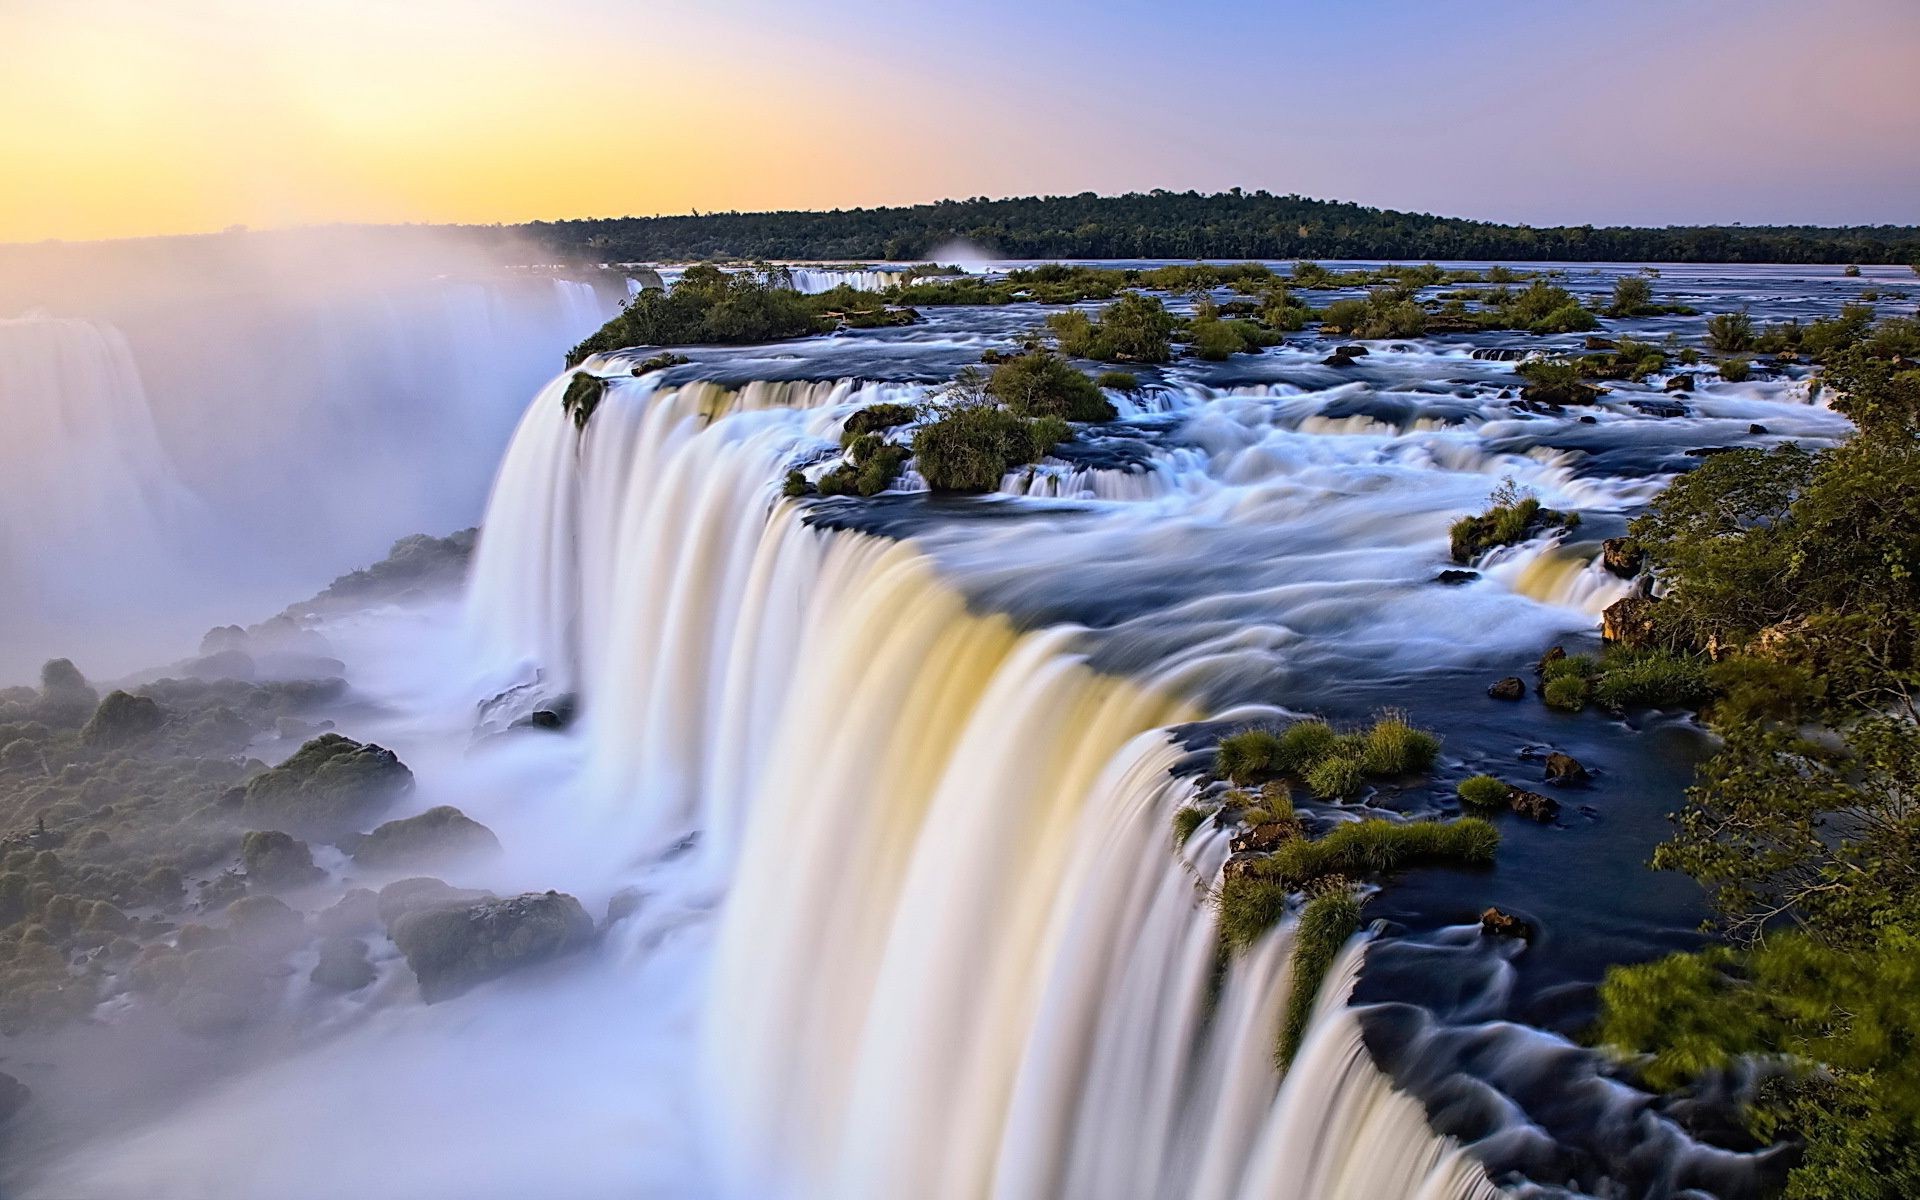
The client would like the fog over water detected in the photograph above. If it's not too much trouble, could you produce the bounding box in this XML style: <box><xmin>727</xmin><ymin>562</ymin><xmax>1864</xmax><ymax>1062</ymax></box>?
<box><xmin>0</xmin><ymin>253</ymin><xmax>1909</xmax><ymax>1198</ymax></box>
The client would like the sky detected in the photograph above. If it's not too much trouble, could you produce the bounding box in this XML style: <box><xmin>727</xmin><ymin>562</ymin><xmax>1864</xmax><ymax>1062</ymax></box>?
<box><xmin>2</xmin><ymin>0</ymin><xmax>1917</xmax><ymax>243</ymax></box>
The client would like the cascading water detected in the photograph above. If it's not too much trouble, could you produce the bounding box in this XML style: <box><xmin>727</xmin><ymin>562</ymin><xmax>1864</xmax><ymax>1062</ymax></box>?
<box><xmin>466</xmin><ymin>369</ymin><xmax>1505</xmax><ymax>1199</ymax></box>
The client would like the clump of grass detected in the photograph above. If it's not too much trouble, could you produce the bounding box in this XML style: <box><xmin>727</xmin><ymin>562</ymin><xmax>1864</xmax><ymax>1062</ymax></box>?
<box><xmin>1357</xmin><ymin>713</ymin><xmax>1441</xmax><ymax>776</ymax></box>
<box><xmin>1172</xmin><ymin>804</ymin><xmax>1212</xmax><ymax>847</ymax></box>
<box><xmin>1094</xmin><ymin>369</ymin><xmax>1140</xmax><ymax>392</ymax></box>
<box><xmin>1304</xmin><ymin>754</ymin><xmax>1364</xmax><ymax>799</ymax></box>
<box><xmin>1591</xmin><ymin>648</ymin><xmax>1714</xmax><ymax>710</ymax></box>
<box><xmin>1449</xmin><ymin>478</ymin><xmax>1576</xmax><ymax>564</ymax></box>
<box><xmin>1274</xmin><ymin>721</ymin><xmax>1338</xmax><ymax>774</ymax></box>
<box><xmin>1277</xmin><ymin>891</ymin><xmax>1363</xmax><ymax>1069</ymax></box>
<box><xmin>1542</xmin><ymin>674</ymin><xmax>1591</xmax><ymax>711</ymax></box>
<box><xmin>1719</xmin><ymin>357</ymin><xmax>1752</xmax><ymax>383</ymax></box>
<box><xmin>1215</xmin><ymin>729</ymin><xmax>1286</xmax><ymax>785</ymax></box>
<box><xmin>1456</xmin><ymin>775</ymin><xmax>1512</xmax><ymax>810</ymax></box>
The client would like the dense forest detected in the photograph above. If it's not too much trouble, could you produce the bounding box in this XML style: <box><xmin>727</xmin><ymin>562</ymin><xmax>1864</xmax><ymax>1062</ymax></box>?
<box><xmin>507</xmin><ymin>190</ymin><xmax>1920</xmax><ymax>266</ymax></box>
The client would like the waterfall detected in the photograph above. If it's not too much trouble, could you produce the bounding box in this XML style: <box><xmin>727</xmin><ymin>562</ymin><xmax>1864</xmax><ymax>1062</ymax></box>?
<box><xmin>781</xmin><ymin>267</ymin><xmax>910</xmax><ymax>294</ymax></box>
<box><xmin>466</xmin><ymin>371</ymin><xmax>1506</xmax><ymax>1200</ymax></box>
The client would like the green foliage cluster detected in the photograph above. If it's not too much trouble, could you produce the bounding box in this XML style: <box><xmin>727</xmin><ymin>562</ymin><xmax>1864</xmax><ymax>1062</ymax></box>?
<box><xmin>1277</xmin><ymin>891</ymin><xmax>1362</xmax><ymax>1069</ymax></box>
<box><xmin>1596</xmin><ymin>320</ymin><xmax>1920</xmax><ymax>1196</ymax></box>
<box><xmin>1046</xmin><ymin>293</ymin><xmax>1176</xmax><ymax>363</ymax></box>
<box><xmin>1455</xmin><ymin>775</ymin><xmax>1512</xmax><ymax>810</ymax></box>
<box><xmin>1605</xmin><ymin>273</ymin><xmax>1695</xmax><ymax>318</ymax></box>
<box><xmin>1216</xmin><ymin>818</ymin><xmax>1498</xmax><ymax>950</ymax></box>
<box><xmin>560</xmin><ymin>372</ymin><xmax>605</xmax><ymax>430</ymax></box>
<box><xmin>1513</xmin><ymin>358</ymin><xmax>1604</xmax><ymax>405</ymax></box>
<box><xmin>1215</xmin><ymin>714</ymin><xmax>1438</xmax><ymax>798</ymax></box>
<box><xmin>1536</xmin><ymin>648</ymin><xmax>1712</xmax><ymax>713</ymax></box>
<box><xmin>1448</xmin><ymin>479</ymin><xmax>1578</xmax><ymax>563</ymax></box>
<box><xmin>911</xmin><ymin>402</ymin><xmax>1068</xmax><ymax>493</ymax></box>
<box><xmin>1186</xmin><ymin>301</ymin><xmax>1284</xmax><ymax>360</ymax></box>
<box><xmin>818</xmin><ymin>433</ymin><xmax>910</xmax><ymax>498</ymax></box>
<box><xmin>1317</xmin><ymin>287</ymin><xmax>1428</xmax><ymax>339</ymax></box>
<box><xmin>510</xmin><ymin>190</ymin><xmax>1920</xmax><ymax>266</ymax></box>
<box><xmin>1705</xmin><ymin>309</ymin><xmax>1754</xmax><ymax>353</ymax></box>
<box><xmin>986</xmin><ymin>351</ymin><xmax>1119</xmax><ymax>420</ymax></box>
<box><xmin>565</xmin><ymin>263</ymin><xmax>830</xmax><ymax>365</ymax></box>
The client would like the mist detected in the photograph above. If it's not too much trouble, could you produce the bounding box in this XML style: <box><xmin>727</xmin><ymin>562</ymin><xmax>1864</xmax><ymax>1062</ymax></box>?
<box><xmin>0</xmin><ymin>226</ymin><xmax>616</xmax><ymax>681</ymax></box>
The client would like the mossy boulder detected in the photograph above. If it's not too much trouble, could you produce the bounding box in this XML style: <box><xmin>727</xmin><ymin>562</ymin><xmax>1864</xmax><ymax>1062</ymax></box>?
<box><xmin>241</xmin><ymin>830</ymin><xmax>323</xmax><ymax>889</ymax></box>
<box><xmin>315</xmin><ymin>887</ymin><xmax>381</xmax><ymax>937</ymax></box>
<box><xmin>347</xmin><ymin>806</ymin><xmax>502</xmax><ymax>871</ymax></box>
<box><xmin>310</xmin><ymin>936</ymin><xmax>376</xmax><ymax>992</ymax></box>
<box><xmin>225</xmin><ymin>894</ymin><xmax>308</xmax><ymax>956</ymax></box>
<box><xmin>80</xmin><ymin>691</ymin><xmax>165</xmax><ymax>747</ymax></box>
<box><xmin>390</xmin><ymin>890</ymin><xmax>594</xmax><ymax>1003</ymax></box>
<box><xmin>375</xmin><ymin>877</ymin><xmax>493</xmax><ymax>927</ymax></box>
<box><xmin>240</xmin><ymin>734</ymin><xmax>412</xmax><ymax>839</ymax></box>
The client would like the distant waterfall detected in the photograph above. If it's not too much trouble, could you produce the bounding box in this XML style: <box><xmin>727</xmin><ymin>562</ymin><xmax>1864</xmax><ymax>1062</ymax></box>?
<box><xmin>466</xmin><ymin>372</ymin><xmax>1503</xmax><ymax>1200</ymax></box>
<box><xmin>0</xmin><ymin>274</ymin><xmax>614</xmax><ymax>677</ymax></box>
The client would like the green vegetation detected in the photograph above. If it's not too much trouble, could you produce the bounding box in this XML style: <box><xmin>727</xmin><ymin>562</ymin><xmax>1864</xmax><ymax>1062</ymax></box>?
<box><xmin>1705</xmin><ymin>309</ymin><xmax>1754</xmax><ymax>353</ymax></box>
<box><xmin>1217</xmin><ymin>818</ymin><xmax>1498</xmax><ymax>949</ymax></box>
<box><xmin>1605</xmin><ymin>273</ymin><xmax>1695</xmax><ymax>318</ymax></box>
<box><xmin>817</xmin><ymin>433</ymin><xmax>910</xmax><ymax>497</ymax></box>
<box><xmin>566</xmin><ymin>264</ymin><xmax>830</xmax><ymax>365</ymax></box>
<box><xmin>1172</xmin><ymin>804</ymin><xmax>1210</xmax><ymax>847</ymax></box>
<box><xmin>1046</xmin><ymin>292</ymin><xmax>1176</xmax><ymax>363</ymax></box>
<box><xmin>986</xmin><ymin>350</ymin><xmax>1118</xmax><ymax>420</ymax></box>
<box><xmin>1277</xmin><ymin>891</ymin><xmax>1362</xmax><ymax>1069</ymax></box>
<box><xmin>841</xmin><ymin>402</ymin><xmax>920</xmax><ymax>439</ymax></box>
<box><xmin>1318</xmin><ymin>287</ymin><xmax>1429</xmax><ymax>339</ymax></box>
<box><xmin>560</xmin><ymin>372</ymin><xmax>605</xmax><ymax>430</ymax></box>
<box><xmin>1514</xmin><ymin>358</ymin><xmax>1604</xmax><ymax>405</ymax></box>
<box><xmin>1186</xmin><ymin>302</ymin><xmax>1283</xmax><ymax>359</ymax></box>
<box><xmin>1214</xmin><ymin>714</ymin><xmax>1437</xmax><ymax>799</ymax></box>
<box><xmin>1456</xmin><ymin>775</ymin><xmax>1512</xmax><ymax>810</ymax></box>
<box><xmin>911</xmin><ymin>401</ymin><xmax>1067</xmax><ymax>493</ymax></box>
<box><xmin>1448</xmin><ymin>478</ymin><xmax>1578</xmax><ymax>563</ymax></box>
<box><xmin>1094</xmin><ymin>369</ymin><xmax>1140</xmax><ymax>392</ymax></box>
<box><xmin>1595</xmin><ymin>317</ymin><xmax>1920</xmax><ymax>1197</ymax></box>
<box><xmin>1717</xmin><ymin>356</ymin><xmax>1751</xmax><ymax>382</ymax></box>
<box><xmin>513</xmin><ymin>191</ymin><xmax>1920</xmax><ymax>266</ymax></box>
<box><xmin>240</xmin><ymin>734</ymin><xmax>412</xmax><ymax>839</ymax></box>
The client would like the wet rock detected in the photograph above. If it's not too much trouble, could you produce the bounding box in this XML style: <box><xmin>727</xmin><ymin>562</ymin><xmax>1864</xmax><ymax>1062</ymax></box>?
<box><xmin>1583</xmin><ymin>336</ymin><xmax>1617</xmax><ymax>351</ymax></box>
<box><xmin>1230</xmin><ymin>819</ymin><xmax>1301</xmax><ymax>855</ymax></box>
<box><xmin>390</xmin><ymin>891</ymin><xmax>595</xmax><ymax>1003</ymax></box>
<box><xmin>1600</xmin><ymin>536</ymin><xmax>1645</xmax><ymax>579</ymax></box>
<box><xmin>1436</xmin><ymin>569</ymin><xmax>1479</xmax><ymax>585</ymax></box>
<box><xmin>310</xmin><ymin>937</ymin><xmax>377</xmax><ymax>992</ymax></box>
<box><xmin>0</xmin><ymin>1072</ymin><xmax>28</xmax><ymax>1125</ymax></box>
<box><xmin>241</xmin><ymin>830</ymin><xmax>323</xmax><ymax>889</ymax></box>
<box><xmin>1748</xmin><ymin>423</ymin><xmax>1768</xmax><ymax>435</ymax></box>
<box><xmin>1508</xmin><ymin>789</ymin><xmax>1560</xmax><ymax>822</ymax></box>
<box><xmin>1537</xmin><ymin>646</ymin><xmax>1566</xmax><ymax>673</ymax></box>
<box><xmin>1577</xmin><ymin>414</ymin><xmax>1597</xmax><ymax>424</ymax></box>
<box><xmin>1323</xmin><ymin>350</ymin><xmax>1359</xmax><ymax>368</ymax></box>
<box><xmin>316</xmin><ymin>888</ymin><xmax>381</xmax><ymax>937</ymax></box>
<box><xmin>1686</xmin><ymin>445</ymin><xmax>1738</xmax><ymax>458</ymax></box>
<box><xmin>1487</xmin><ymin>677</ymin><xmax>1525</xmax><ymax>701</ymax></box>
<box><xmin>1663</xmin><ymin>374</ymin><xmax>1694</xmax><ymax>393</ymax></box>
<box><xmin>225</xmin><ymin>895</ymin><xmax>308</xmax><ymax>956</ymax></box>
<box><xmin>1602</xmin><ymin>595</ymin><xmax>1660</xmax><ymax>648</ymax></box>
<box><xmin>1629</xmin><ymin>399</ymin><xmax>1687</xmax><ymax>419</ymax></box>
<box><xmin>1221</xmin><ymin>853</ymin><xmax>1263</xmax><ymax>882</ymax></box>
<box><xmin>375</xmin><ymin>877</ymin><xmax>494</xmax><ymax>927</ymax></box>
<box><xmin>240</xmin><ymin>734</ymin><xmax>413</xmax><ymax>839</ymax></box>
<box><xmin>1545</xmin><ymin>752</ymin><xmax>1590</xmax><ymax>785</ymax></box>
<box><xmin>1480</xmin><ymin>907</ymin><xmax>1534</xmax><ymax>940</ymax></box>
<box><xmin>1336</xmin><ymin>344</ymin><xmax>1369</xmax><ymax>357</ymax></box>
<box><xmin>526</xmin><ymin>699</ymin><xmax>576</xmax><ymax>730</ymax></box>
<box><xmin>348</xmin><ymin>806</ymin><xmax>502</xmax><ymax>871</ymax></box>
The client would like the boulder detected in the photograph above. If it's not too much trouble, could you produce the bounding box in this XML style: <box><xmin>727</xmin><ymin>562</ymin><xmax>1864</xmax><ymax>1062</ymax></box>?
<box><xmin>1322</xmin><ymin>350</ymin><xmax>1359</xmax><ymax>368</ymax></box>
<box><xmin>1480</xmin><ymin>907</ymin><xmax>1534</xmax><ymax>940</ymax></box>
<box><xmin>1507</xmin><ymin>789</ymin><xmax>1560</xmax><ymax>823</ymax></box>
<box><xmin>1487</xmin><ymin>677</ymin><xmax>1525</xmax><ymax>701</ymax></box>
<box><xmin>80</xmin><ymin>691</ymin><xmax>166</xmax><ymax>747</ymax></box>
<box><xmin>310</xmin><ymin>937</ymin><xmax>377</xmax><ymax>992</ymax></box>
<box><xmin>1537</xmin><ymin>646</ymin><xmax>1567</xmax><ymax>673</ymax></box>
<box><xmin>1436</xmin><ymin>569</ymin><xmax>1479</xmax><ymax>585</ymax></box>
<box><xmin>316</xmin><ymin>888</ymin><xmax>381</xmax><ymax>937</ymax></box>
<box><xmin>1545</xmin><ymin>752</ymin><xmax>1590</xmax><ymax>786</ymax></box>
<box><xmin>225</xmin><ymin>895</ymin><xmax>308</xmax><ymax>956</ymax></box>
<box><xmin>1600</xmin><ymin>536</ymin><xmax>1645</xmax><ymax>579</ymax></box>
<box><xmin>1229</xmin><ymin>819</ymin><xmax>1302</xmax><ymax>855</ymax></box>
<box><xmin>1602</xmin><ymin>596</ymin><xmax>1660</xmax><ymax>648</ymax></box>
<box><xmin>241</xmin><ymin>830</ymin><xmax>323</xmax><ymax>889</ymax></box>
<box><xmin>390</xmin><ymin>891</ymin><xmax>595</xmax><ymax>1003</ymax></box>
<box><xmin>1748</xmin><ymin>423</ymin><xmax>1768</xmax><ymax>435</ymax></box>
<box><xmin>348</xmin><ymin>806</ymin><xmax>502</xmax><ymax>871</ymax></box>
<box><xmin>1663</xmin><ymin>374</ymin><xmax>1694</xmax><ymax>393</ymax></box>
<box><xmin>375</xmin><ymin>877</ymin><xmax>494</xmax><ymax>927</ymax></box>
<box><xmin>1584</xmin><ymin>336</ymin><xmax>1618</xmax><ymax>351</ymax></box>
<box><xmin>240</xmin><ymin>734</ymin><xmax>413</xmax><ymax>838</ymax></box>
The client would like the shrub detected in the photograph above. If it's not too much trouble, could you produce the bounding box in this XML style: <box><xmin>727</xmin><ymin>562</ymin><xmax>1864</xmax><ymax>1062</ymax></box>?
<box><xmin>1046</xmin><ymin>292</ymin><xmax>1175</xmax><ymax>363</ymax></box>
<box><xmin>842</xmin><ymin>403</ymin><xmax>919</xmax><ymax>439</ymax></box>
<box><xmin>1706</xmin><ymin>310</ymin><xmax>1755</xmax><ymax>353</ymax></box>
<box><xmin>560</xmin><ymin>373</ymin><xmax>606</xmax><ymax>430</ymax></box>
<box><xmin>1094</xmin><ymin>369</ymin><xmax>1140</xmax><ymax>392</ymax></box>
<box><xmin>1844</xmin><ymin>264</ymin><xmax>1862</xmax><ymax>277</ymax></box>
<box><xmin>1515</xmin><ymin>359</ymin><xmax>1602</xmax><ymax>405</ymax></box>
<box><xmin>1278</xmin><ymin>891</ymin><xmax>1362</xmax><ymax>1068</ymax></box>
<box><xmin>567</xmin><ymin>263</ymin><xmax>828</xmax><ymax>364</ymax></box>
<box><xmin>1456</xmin><ymin>775</ymin><xmax>1512</xmax><ymax>810</ymax></box>
<box><xmin>1608</xmin><ymin>275</ymin><xmax>1654</xmax><ymax>317</ymax></box>
<box><xmin>1719</xmin><ymin>356</ymin><xmax>1752</xmax><ymax>382</ymax></box>
<box><xmin>987</xmin><ymin>351</ymin><xmax>1116</xmax><ymax>421</ymax></box>
<box><xmin>1358</xmin><ymin>715</ymin><xmax>1440</xmax><ymax>776</ymax></box>
<box><xmin>782</xmin><ymin>470</ymin><xmax>810</xmax><ymax>498</ymax></box>
<box><xmin>1542</xmin><ymin>675</ymin><xmax>1590</xmax><ymax>711</ymax></box>
<box><xmin>1450</xmin><ymin>493</ymin><xmax>1575</xmax><ymax>563</ymax></box>
<box><xmin>911</xmin><ymin>406</ymin><xmax>1066</xmax><ymax>493</ymax></box>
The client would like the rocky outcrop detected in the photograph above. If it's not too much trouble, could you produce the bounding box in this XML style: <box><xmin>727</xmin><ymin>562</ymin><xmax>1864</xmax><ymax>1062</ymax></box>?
<box><xmin>1545</xmin><ymin>752</ymin><xmax>1590</xmax><ymax>785</ymax></box>
<box><xmin>1480</xmin><ymin>907</ymin><xmax>1534</xmax><ymax>940</ymax></box>
<box><xmin>1600</xmin><ymin>537</ymin><xmax>1645</xmax><ymax>579</ymax></box>
<box><xmin>1602</xmin><ymin>595</ymin><xmax>1660</xmax><ymax>648</ymax></box>
<box><xmin>240</xmin><ymin>734</ymin><xmax>413</xmax><ymax>839</ymax></box>
<box><xmin>389</xmin><ymin>891</ymin><xmax>595</xmax><ymax>1003</ymax></box>
<box><xmin>1487</xmin><ymin>677</ymin><xmax>1525</xmax><ymax>701</ymax></box>
<box><xmin>1507</xmin><ymin>789</ymin><xmax>1560</xmax><ymax>823</ymax></box>
<box><xmin>241</xmin><ymin>830</ymin><xmax>323</xmax><ymax>889</ymax></box>
<box><xmin>1229</xmin><ymin>819</ymin><xmax>1303</xmax><ymax>855</ymax></box>
<box><xmin>346</xmin><ymin>806</ymin><xmax>502</xmax><ymax>871</ymax></box>
<box><xmin>374</xmin><ymin>877</ymin><xmax>493</xmax><ymax>927</ymax></box>
<box><xmin>80</xmin><ymin>691</ymin><xmax>165</xmax><ymax>747</ymax></box>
